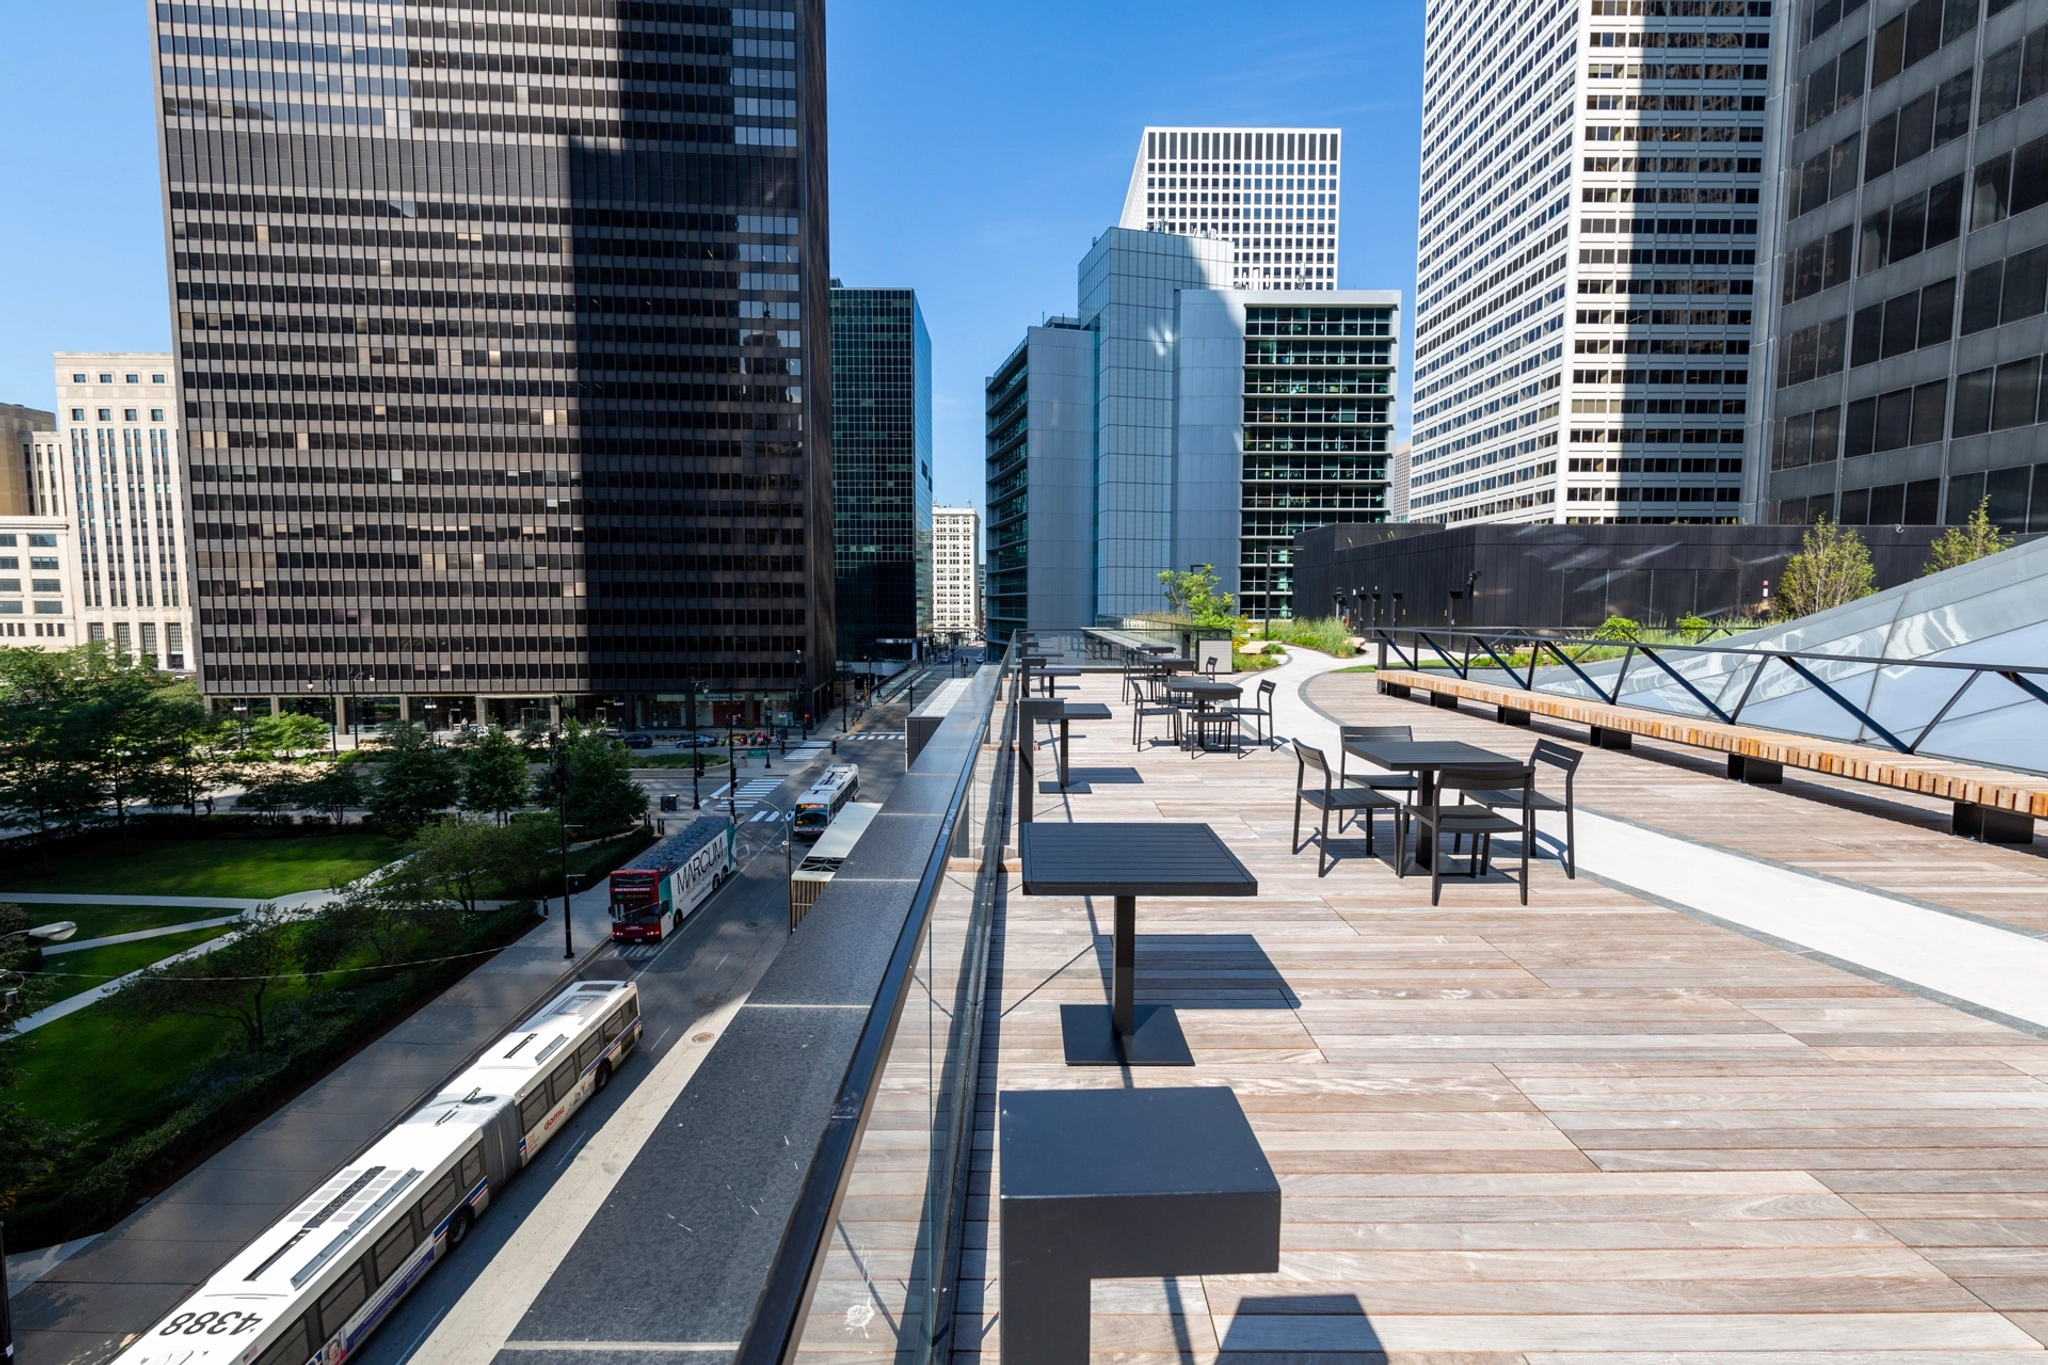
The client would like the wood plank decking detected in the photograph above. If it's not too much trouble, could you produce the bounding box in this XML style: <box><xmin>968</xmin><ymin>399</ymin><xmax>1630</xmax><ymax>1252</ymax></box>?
<box><xmin>796</xmin><ymin>666</ymin><xmax>2048</xmax><ymax>1364</ymax></box>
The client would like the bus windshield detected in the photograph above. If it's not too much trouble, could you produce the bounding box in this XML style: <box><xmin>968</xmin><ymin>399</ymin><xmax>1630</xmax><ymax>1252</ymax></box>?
<box><xmin>793</xmin><ymin>803</ymin><xmax>831</xmax><ymax>830</ymax></box>
<box><xmin>609</xmin><ymin>871</ymin><xmax>658</xmax><ymax>919</ymax></box>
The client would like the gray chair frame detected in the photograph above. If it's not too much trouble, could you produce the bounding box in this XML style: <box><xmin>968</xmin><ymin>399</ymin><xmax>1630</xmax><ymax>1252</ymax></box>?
<box><xmin>1132</xmin><ymin>673</ymin><xmax>1182</xmax><ymax>750</ymax></box>
<box><xmin>1222</xmin><ymin>678</ymin><xmax>1278</xmax><ymax>748</ymax></box>
<box><xmin>1291</xmin><ymin>741</ymin><xmax>1398</xmax><ymax>876</ymax></box>
<box><xmin>1339</xmin><ymin>725</ymin><xmax>1422</xmax><ymax>816</ymax></box>
<box><xmin>1397</xmin><ymin>763</ymin><xmax>1534</xmax><ymax>905</ymax></box>
<box><xmin>1466</xmin><ymin>738</ymin><xmax>1581</xmax><ymax>878</ymax></box>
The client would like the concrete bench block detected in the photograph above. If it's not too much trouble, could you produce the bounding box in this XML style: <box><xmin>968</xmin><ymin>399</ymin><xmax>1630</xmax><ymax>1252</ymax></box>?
<box><xmin>1728</xmin><ymin>754</ymin><xmax>1783</xmax><ymax>784</ymax></box>
<box><xmin>1000</xmin><ymin>1087</ymin><xmax>1280</xmax><ymax>1365</ymax></box>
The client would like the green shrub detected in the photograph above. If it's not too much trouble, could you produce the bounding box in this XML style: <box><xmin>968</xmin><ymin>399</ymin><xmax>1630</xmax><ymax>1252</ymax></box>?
<box><xmin>1592</xmin><ymin>615</ymin><xmax>1642</xmax><ymax>642</ymax></box>
<box><xmin>1255</xmin><ymin>616</ymin><xmax>1357</xmax><ymax>657</ymax></box>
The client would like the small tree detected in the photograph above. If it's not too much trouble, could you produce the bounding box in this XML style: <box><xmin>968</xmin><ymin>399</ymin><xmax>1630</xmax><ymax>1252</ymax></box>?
<box><xmin>1157</xmin><ymin>565</ymin><xmax>1237</xmax><ymax>626</ymax></box>
<box><xmin>298</xmin><ymin>760</ymin><xmax>368</xmax><ymax>827</ymax></box>
<box><xmin>365</xmin><ymin>722</ymin><xmax>462</xmax><ymax>837</ymax></box>
<box><xmin>540</xmin><ymin>727</ymin><xmax>646</xmax><ymax>837</ymax></box>
<box><xmin>245</xmin><ymin>711</ymin><xmax>330</xmax><ymax>760</ymax></box>
<box><xmin>1678</xmin><ymin>613</ymin><xmax>1714</xmax><ymax>643</ymax></box>
<box><xmin>1592</xmin><ymin>614</ymin><xmax>1642</xmax><ymax>642</ymax></box>
<box><xmin>297</xmin><ymin>881</ymin><xmax>439</xmax><ymax>977</ymax></box>
<box><xmin>461</xmin><ymin>727</ymin><xmax>532</xmax><ymax>825</ymax></box>
<box><xmin>0</xmin><ymin>652</ymin><xmax>103</xmax><ymax>865</ymax></box>
<box><xmin>1775</xmin><ymin>517</ymin><xmax>1877</xmax><ymax>619</ymax></box>
<box><xmin>399</xmin><ymin>818</ymin><xmax>503</xmax><ymax>916</ymax></box>
<box><xmin>118</xmin><ymin>905</ymin><xmax>299</xmax><ymax>1053</ymax></box>
<box><xmin>1923</xmin><ymin>496</ymin><xmax>2016</xmax><ymax>576</ymax></box>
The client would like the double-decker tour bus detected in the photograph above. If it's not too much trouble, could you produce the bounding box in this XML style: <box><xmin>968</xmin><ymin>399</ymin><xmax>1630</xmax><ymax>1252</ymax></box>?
<box><xmin>608</xmin><ymin>814</ymin><xmax>736</xmax><ymax>943</ymax></box>
<box><xmin>110</xmin><ymin>979</ymin><xmax>641</xmax><ymax>1365</ymax></box>
<box><xmin>792</xmin><ymin>764</ymin><xmax>860</xmax><ymax>841</ymax></box>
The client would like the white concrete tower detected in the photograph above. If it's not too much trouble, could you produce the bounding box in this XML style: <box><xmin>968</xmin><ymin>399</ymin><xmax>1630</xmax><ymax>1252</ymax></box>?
<box><xmin>1409</xmin><ymin>0</ymin><xmax>1770</xmax><ymax>525</ymax></box>
<box><xmin>54</xmin><ymin>355</ymin><xmax>197</xmax><ymax>671</ymax></box>
<box><xmin>1119</xmin><ymin>126</ymin><xmax>1342</xmax><ymax>292</ymax></box>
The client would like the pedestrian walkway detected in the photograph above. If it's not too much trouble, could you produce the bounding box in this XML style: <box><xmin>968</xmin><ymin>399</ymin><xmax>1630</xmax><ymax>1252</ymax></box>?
<box><xmin>0</xmin><ymin>886</ymin><xmax>345</xmax><ymax>912</ymax></box>
<box><xmin>39</xmin><ymin>915</ymin><xmax>245</xmax><ymax>956</ymax></box>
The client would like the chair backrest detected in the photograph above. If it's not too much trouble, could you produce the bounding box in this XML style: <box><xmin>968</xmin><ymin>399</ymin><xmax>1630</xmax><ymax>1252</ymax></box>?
<box><xmin>1203</xmin><ymin>655</ymin><xmax>1219</xmax><ymax>678</ymax></box>
<box><xmin>1531</xmin><ymin>738</ymin><xmax>1581</xmax><ymax>776</ymax></box>
<box><xmin>1292</xmin><ymin>741</ymin><xmax>1331</xmax><ymax>790</ymax></box>
<box><xmin>1257</xmin><ymin>678</ymin><xmax>1276</xmax><ymax>704</ymax></box>
<box><xmin>1340</xmin><ymin>724</ymin><xmax>1412</xmax><ymax>744</ymax></box>
<box><xmin>1434</xmin><ymin>763</ymin><xmax>1534</xmax><ymax>796</ymax></box>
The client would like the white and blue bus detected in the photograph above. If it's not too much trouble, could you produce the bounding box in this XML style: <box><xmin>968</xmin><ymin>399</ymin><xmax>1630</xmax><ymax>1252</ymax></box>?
<box><xmin>111</xmin><ymin>979</ymin><xmax>642</xmax><ymax>1365</ymax></box>
<box><xmin>608</xmin><ymin>815</ymin><xmax>736</xmax><ymax>943</ymax></box>
<box><xmin>792</xmin><ymin>764</ymin><xmax>860</xmax><ymax>841</ymax></box>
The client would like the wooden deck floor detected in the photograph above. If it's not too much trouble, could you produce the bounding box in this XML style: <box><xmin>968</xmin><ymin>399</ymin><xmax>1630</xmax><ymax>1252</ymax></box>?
<box><xmin>803</xmin><ymin>666</ymin><xmax>2048</xmax><ymax>1364</ymax></box>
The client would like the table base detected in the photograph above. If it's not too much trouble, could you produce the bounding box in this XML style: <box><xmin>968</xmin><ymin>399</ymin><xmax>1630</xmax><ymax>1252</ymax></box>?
<box><xmin>1060</xmin><ymin>1003</ymin><xmax>1194</xmax><ymax>1066</ymax></box>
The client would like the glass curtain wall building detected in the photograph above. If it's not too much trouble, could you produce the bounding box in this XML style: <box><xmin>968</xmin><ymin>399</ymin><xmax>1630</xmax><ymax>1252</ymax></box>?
<box><xmin>829</xmin><ymin>285</ymin><xmax>931</xmax><ymax>660</ymax></box>
<box><xmin>983</xmin><ymin>320</ymin><xmax>1093</xmax><ymax>640</ymax></box>
<box><xmin>1118</xmin><ymin>126</ymin><xmax>1343</xmax><ymax>291</ymax></box>
<box><xmin>1411</xmin><ymin>0</ymin><xmax>1771</xmax><ymax>526</ymax></box>
<box><xmin>1753</xmin><ymin>0</ymin><xmax>2048</xmax><ymax>532</ymax></box>
<box><xmin>151</xmin><ymin>0</ymin><xmax>833</xmax><ymax>732</ymax></box>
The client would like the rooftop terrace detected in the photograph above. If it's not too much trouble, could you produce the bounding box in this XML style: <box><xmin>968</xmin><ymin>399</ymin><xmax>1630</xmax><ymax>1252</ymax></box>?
<box><xmin>798</xmin><ymin>650</ymin><xmax>2048</xmax><ymax>1362</ymax></box>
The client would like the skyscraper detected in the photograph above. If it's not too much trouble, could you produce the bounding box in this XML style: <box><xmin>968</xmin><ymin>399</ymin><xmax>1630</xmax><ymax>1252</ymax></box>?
<box><xmin>151</xmin><ymin>1</ymin><xmax>831</xmax><ymax>731</ymax></box>
<box><xmin>931</xmin><ymin>505</ymin><xmax>980</xmax><ymax>639</ymax></box>
<box><xmin>984</xmin><ymin>318</ymin><xmax>1093</xmax><ymax>640</ymax></box>
<box><xmin>54</xmin><ymin>358</ymin><xmax>195</xmax><ymax>671</ymax></box>
<box><xmin>1118</xmin><ymin>126</ymin><xmax>1343</xmax><ymax>291</ymax></box>
<box><xmin>1753</xmin><ymin>0</ymin><xmax>2048</xmax><ymax>534</ymax></box>
<box><xmin>0</xmin><ymin>403</ymin><xmax>52</xmax><ymax>517</ymax></box>
<box><xmin>1410</xmin><ymin>0</ymin><xmax>1770</xmax><ymax>526</ymax></box>
<box><xmin>829</xmin><ymin>285</ymin><xmax>931</xmax><ymax>660</ymax></box>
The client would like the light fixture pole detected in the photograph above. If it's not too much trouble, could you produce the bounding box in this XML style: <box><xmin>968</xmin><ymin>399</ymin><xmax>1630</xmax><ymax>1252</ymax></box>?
<box><xmin>551</xmin><ymin>722</ymin><xmax>573</xmax><ymax>960</ymax></box>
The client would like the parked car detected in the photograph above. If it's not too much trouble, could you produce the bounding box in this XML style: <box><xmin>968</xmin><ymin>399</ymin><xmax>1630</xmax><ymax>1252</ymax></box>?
<box><xmin>675</xmin><ymin>733</ymin><xmax>723</xmax><ymax>748</ymax></box>
<box><xmin>621</xmin><ymin>732</ymin><xmax>655</xmax><ymax>749</ymax></box>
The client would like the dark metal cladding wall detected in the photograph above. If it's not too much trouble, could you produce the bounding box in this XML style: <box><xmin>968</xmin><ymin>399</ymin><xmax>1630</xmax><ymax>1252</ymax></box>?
<box><xmin>1291</xmin><ymin>522</ymin><xmax>2017</xmax><ymax>630</ymax></box>
<box><xmin>152</xmin><ymin>0</ymin><xmax>831</xmax><ymax>715</ymax></box>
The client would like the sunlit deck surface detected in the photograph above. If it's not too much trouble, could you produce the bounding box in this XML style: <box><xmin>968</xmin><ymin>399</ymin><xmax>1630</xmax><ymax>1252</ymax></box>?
<box><xmin>804</xmin><ymin>664</ymin><xmax>2048</xmax><ymax>1364</ymax></box>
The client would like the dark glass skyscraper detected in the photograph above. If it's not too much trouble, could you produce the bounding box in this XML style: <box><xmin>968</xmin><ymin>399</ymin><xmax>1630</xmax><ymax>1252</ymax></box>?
<box><xmin>152</xmin><ymin>0</ymin><xmax>833</xmax><ymax>731</ymax></box>
<box><xmin>828</xmin><ymin>285</ymin><xmax>930</xmax><ymax>660</ymax></box>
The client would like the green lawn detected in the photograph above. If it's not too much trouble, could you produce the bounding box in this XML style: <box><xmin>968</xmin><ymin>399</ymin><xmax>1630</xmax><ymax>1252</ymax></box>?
<box><xmin>0</xmin><ymin>831</ymin><xmax>402</xmax><ymax>900</ymax></box>
<box><xmin>36</xmin><ymin>927</ymin><xmax>234</xmax><ymax>1005</ymax></box>
<box><xmin>9</xmin><ymin>990</ymin><xmax>277</xmax><ymax>1133</ymax></box>
<box><xmin>1329</xmin><ymin>664</ymin><xmax>1379</xmax><ymax>675</ymax></box>
<box><xmin>19</xmin><ymin>903</ymin><xmax>235</xmax><ymax>942</ymax></box>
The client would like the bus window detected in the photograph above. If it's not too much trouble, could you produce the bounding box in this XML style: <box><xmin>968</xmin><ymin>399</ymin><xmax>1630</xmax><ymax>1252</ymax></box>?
<box><xmin>418</xmin><ymin>1170</ymin><xmax>461</xmax><ymax>1229</ymax></box>
<box><xmin>518</xmin><ymin>1088</ymin><xmax>550</xmax><ymax>1134</ymax></box>
<box><xmin>460</xmin><ymin>1146</ymin><xmax>483</xmax><ymax>1190</ymax></box>
<box><xmin>576</xmin><ymin>1038</ymin><xmax>601</xmax><ymax>1073</ymax></box>
<box><xmin>602</xmin><ymin>1007</ymin><xmax>624</xmax><ymax>1042</ymax></box>
<box><xmin>372</xmin><ymin>1216</ymin><xmax>416</xmax><ymax>1285</ymax></box>
<box><xmin>316</xmin><ymin>1261</ymin><xmax>368</xmax><ymax>1338</ymax></box>
<box><xmin>252</xmin><ymin>1315</ymin><xmax>312</xmax><ymax>1365</ymax></box>
<box><xmin>547</xmin><ymin>1059</ymin><xmax>577</xmax><ymax>1105</ymax></box>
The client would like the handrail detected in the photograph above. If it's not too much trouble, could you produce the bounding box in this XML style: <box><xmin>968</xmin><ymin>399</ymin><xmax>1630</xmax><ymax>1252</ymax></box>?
<box><xmin>1371</xmin><ymin>625</ymin><xmax>2048</xmax><ymax>765</ymax></box>
<box><xmin>735</xmin><ymin>640</ymin><xmax>1016</xmax><ymax>1365</ymax></box>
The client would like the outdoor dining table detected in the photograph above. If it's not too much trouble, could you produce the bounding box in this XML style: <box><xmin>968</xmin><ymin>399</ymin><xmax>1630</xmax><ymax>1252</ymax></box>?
<box><xmin>1018</xmin><ymin>822</ymin><xmax>1258</xmax><ymax>1065</ymax></box>
<box><xmin>1050</xmin><ymin>701</ymin><xmax>1112</xmax><ymax>787</ymax></box>
<box><xmin>1165</xmin><ymin>677</ymin><xmax>1244</xmax><ymax>752</ymax></box>
<box><xmin>1338</xmin><ymin>737</ymin><xmax>1515</xmax><ymax>870</ymax></box>
<box><xmin>1035</xmin><ymin>665</ymin><xmax>1083</xmax><ymax>696</ymax></box>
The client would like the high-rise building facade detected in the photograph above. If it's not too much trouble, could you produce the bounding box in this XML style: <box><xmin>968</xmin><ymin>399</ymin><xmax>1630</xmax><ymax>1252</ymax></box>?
<box><xmin>931</xmin><ymin>505</ymin><xmax>979</xmax><ymax>639</ymax></box>
<box><xmin>0</xmin><ymin>514</ymin><xmax>81</xmax><ymax>648</ymax></box>
<box><xmin>984</xmin><ymin>319</ymin><xmax>1093</xmax><ymax>640</ymax></box>
<box><xmin>1119</xmin><ymin>126</ymin><xmax>1343</xmax><ymax>291</ymax></box>
<box><xmin>0</xmin><ymin>404</ymin><xmax>53</xmax><ymax>517</ymax></box>
<box><xmin>54</xmin><ymin>358</ymin><xmax>195</xmax><ymax>671</ymax></box>
<box><xmin>151</xmin><ymin>1</ymin><xmax>832</xmax><ymax>731</ymax></box>
<box><xmin>1753</xmin><ymin>0</ymin><xmax>2048</xmax><ymax>533</ymax></box>
<box><xmin>829</xmin><ymin>285</ymin><xmax>931</xmax><ymax>659</ymax></box>
<box><xmin>1411</xmin><ymin>0</ymin><xmax>1771</xmax><ymax>526</ymax></box>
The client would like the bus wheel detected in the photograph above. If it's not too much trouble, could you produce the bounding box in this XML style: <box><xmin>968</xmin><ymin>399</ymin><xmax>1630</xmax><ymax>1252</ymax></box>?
<box><xmin>447</xmin><ymin>1208</ymin><xmax>474</xmax><ymax>1249</ymax></box>
<box><xmin>593</xmin><ymin>1061</ymin><xmax>613</xmax><ymax>1093</ymax></box>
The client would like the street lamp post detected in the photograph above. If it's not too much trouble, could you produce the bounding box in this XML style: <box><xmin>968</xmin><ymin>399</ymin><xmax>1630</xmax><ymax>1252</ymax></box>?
<box><xmin>686</xmin><ymin>679</ymin><xmax>705</xmax><ymax>810</ymax></box>
<box><xmin>550</xmin><ymin>728</ymin><xmax>573</xmax><ymax>960</ymax></box>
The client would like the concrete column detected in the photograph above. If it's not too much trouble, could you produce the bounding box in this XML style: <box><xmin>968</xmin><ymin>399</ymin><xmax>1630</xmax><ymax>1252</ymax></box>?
<box><xmin>399</xmin><ymin>695</ymin><xmax>411</xmax><ymax>722</ymax></box>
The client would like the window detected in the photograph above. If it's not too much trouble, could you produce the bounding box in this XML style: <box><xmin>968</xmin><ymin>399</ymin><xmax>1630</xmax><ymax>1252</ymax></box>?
<box><xmin>124</xmin><ymin>373</ymin><xmax>137</xmax><ymax>383</ymax></box>
<box><xmin>315</xmin><ymin>1263</ymin><xmax>367</xmax><ymax>1338</ymax></box>
<box><xmin>95</xmin><ymin>409</ymin><xmax>109</xmax><ymax>422</ymax></box>
<box><xmin>122</xmin><ymin>409</ymin><xmax>137</xmax><ymax>422</ymax></box>
<box><xmin>27</xmin><ymin>535</ymin><xmax>53</xmax><ymax>548</ymax></box>
<box><xmin>69</xmin><ymin>409</ymin><xmax>82</xmax><ymax>421</ymax></box>
<box><xmin>518</xmin><ymin>1086</ymin><xmax>550</xmax><ymax>1133</ymax></box>
<box><xmin>31</xmin><ymin>580</ymin><xmax>60</xmax><ymax>594</ymax></box>
<box><xmin>252</xmin><ymin>1317</ymin><xmax>312</xmax><ymax>1365</ymax></box>
<box><xmin>1993</xmin><ymin>357</ymin><xmax>2041</xmax><ymax>428</ymax></box>
<box><xmin>96</xmin><ymin>373</ymin><xmax>111</xmax><ymax>383</ymax></box>
<box><xmin>151</xmin><ymin>373</ymin><xmax>164</xmax><ymax>383</ymax></box>
<box><xmin>417</xmin><ymin>1169</ymin><xmax>461</xmax><ymax>1229</ymax></box>
<box><xmin>371</xmin><ymin>1214</ymin><xmax>418</xmax><ymax>1285</ymax></box>
<box><xmin>149</xmin><ymin>408</ymin><xmax>163</xmax><ymax>422</ymax></box>
<box><xmin>546</xmin><ymin>1058</ymin><xmax>576</xmax><ymax>1105</ymax></box>
<box><xmin>0</xmin><ymin>580</ymin><xmax>20</xmax><ymax>593</ymax></box>
<box><xmin>70</xmin><ymin>373</ymin><xmax>84</xmax><ymax>383</ymax></box>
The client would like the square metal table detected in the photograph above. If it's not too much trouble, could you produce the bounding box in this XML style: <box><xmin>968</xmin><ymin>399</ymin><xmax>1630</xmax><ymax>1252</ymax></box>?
<box><xmin>1339</xmin><ymin>737</ymin><xmax>1513</xmax><ymax>869</ymax></box>
<box><xmin>1050</xmin><ymin>702</ymin><xmax>1112</xmax><ymax>788</ymax></box>
<box><xmin>1035</xmin><ymin>665</ymin><xmax>1083</xmax><ymax>696</ymax></box>
<box><xmin>1019</xmin><ymin>822</ymin><xmax>1258</xmax><ymax>1065</ymax></box>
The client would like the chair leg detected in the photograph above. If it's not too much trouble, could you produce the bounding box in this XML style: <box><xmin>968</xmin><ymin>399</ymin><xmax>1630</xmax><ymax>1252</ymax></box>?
<box><xmin>1394</xmin><ymin>809</ymin><xmax>1409</xmax><ymax>878</ymax></box>
<box><xmin>1430</xmin><ymin>831</ymin><xmax>1443</xmax><ymax>906</ymax></box>
<box><xmin>1292</xmin><ymin>794</ymin><xmax>1303</xmax><ymax>855</ymax></box>
<box><xmin>1364</xmin><ymin>804</ymin><xmax>1375</xmax><ymax>857</ymax></box>
<box><xmin>1564</xmin><ymin>804</ymin><xmax>1577</xmax><ymax>879</ymax></box>
<box><xmin>1317</xmin><ymin>804</ymin><xmax>1331</xmax><ymax>877</ymax></box>
<box><xmin>1520</xmin><ymin>824</ymin><xmax>1530</xmax><ymax>905</ymax></box>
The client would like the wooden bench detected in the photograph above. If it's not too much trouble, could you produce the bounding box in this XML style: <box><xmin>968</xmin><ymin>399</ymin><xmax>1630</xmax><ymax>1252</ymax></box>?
<box><xmin>1375</xmin><ymin>668</ymin><xmax>2044</xmax><ymax>844</ymax></box>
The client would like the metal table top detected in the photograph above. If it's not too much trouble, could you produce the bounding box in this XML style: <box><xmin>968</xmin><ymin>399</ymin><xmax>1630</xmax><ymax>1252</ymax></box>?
<box><xmin>1165</xmin><ymin>678</ymin><xmax>1243</xmax><ymax>700</ymax></box>
<box><xmin>1061</xmin><ymin>702</ymin><xmax>1114</xmax><ymax>720</ymax></box>
<box><xmin>1341</xmin><ymin>738</ymin><xmax>1513</xmax><ymax>771</ymax></box>
<box><xmin>1019</xmin><ymin>822</ymin><xmax>1258</xmax><ymax>898</ymax></box>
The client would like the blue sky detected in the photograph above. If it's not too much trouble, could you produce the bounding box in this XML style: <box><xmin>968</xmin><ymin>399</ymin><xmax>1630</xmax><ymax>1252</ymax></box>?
<box><xmin>0</xmin><ymin>0</ymin><xmax>1423</xmax><ymax>512</ymax></box>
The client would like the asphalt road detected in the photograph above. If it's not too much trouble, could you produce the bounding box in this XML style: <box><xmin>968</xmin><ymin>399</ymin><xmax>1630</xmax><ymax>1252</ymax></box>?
<box><xmin>348</xmin><ymin>716</ymin><xmax>918</xmax><ymax>1365</ymax></box>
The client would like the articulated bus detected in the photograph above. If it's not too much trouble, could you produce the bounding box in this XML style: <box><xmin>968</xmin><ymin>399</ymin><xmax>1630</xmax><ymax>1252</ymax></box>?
<box><xmin>792</xmin><ymin>764</ymin><xmax>860</xmax><ymax>841</ymax></box>
<box><xmin>608</xmin><ymin>814</ymin><xmax>736</xmax><ymax>943</ymax></box>
<box><xmin>111</xmin><ymin>980</ymin><xmax>642</xmax><ymax>1365</ymax></box>
<box><xmin>788</xmin><ymin>801</ymin><xmax>880</xmax><ymax>930</ymax></box>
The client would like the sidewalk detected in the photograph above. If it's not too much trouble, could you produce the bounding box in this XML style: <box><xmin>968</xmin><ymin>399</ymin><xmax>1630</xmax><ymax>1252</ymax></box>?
<box><xmin>5</xmin><ymin>885</ymin><xmax>617</xmax><ymax>1364</ymax></box>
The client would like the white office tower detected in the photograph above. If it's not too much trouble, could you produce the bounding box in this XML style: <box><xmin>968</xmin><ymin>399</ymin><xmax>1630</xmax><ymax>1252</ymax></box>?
<box><xmin>1119</xmin><ymin>126</ymin><xmax>1343</xmax><ymax>292</ymax></box>
<box><xmin>54</xmin><ymin>356</ymin><xmax>196</xmax><ymax>671</ymax></box>
<box><xmin>1410</xmin><ymin>0</ymin><xmax>1771</xmax><ymax>525</ymax></box>
<box><xmin>931</xmin><ymin>506</ymin><xmax>981</xmax><ymax>639</ymax></box>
